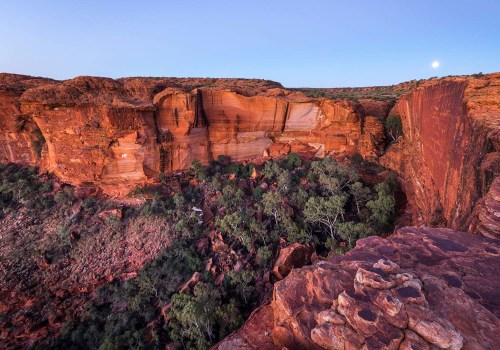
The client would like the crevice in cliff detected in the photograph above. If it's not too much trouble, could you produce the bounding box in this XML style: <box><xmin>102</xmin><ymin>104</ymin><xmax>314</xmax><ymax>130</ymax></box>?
<box><xmin>194</xmin><ymin>89</ymin><xmax>208</xmax><ymax>128</ymax></box>
<box><xmin>196</xmin><ymin>89</ymin><xmax>215</xmax><ymax>163</ymax></box>
<box><xmin>281</xmin><ymin>102</ymin><xmax>290</xmax><ymax>134</ymax></box>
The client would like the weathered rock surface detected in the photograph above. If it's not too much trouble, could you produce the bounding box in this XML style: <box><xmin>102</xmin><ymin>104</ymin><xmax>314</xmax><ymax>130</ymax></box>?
<box><xmin>272</xmin><ymin>243</ymin><xmax>314</xmax><ymax>280</ymax></box>
<box><xmin>381</xmin><ymin>74</ymin><xmax>500</xmax><ymax>231</ymax></box>
<box><xmin>471</xmin><ymin>177</ymin><xmax>500</xmax><ymax>239</ymax></box>
<box><xmin>213</xmin><ymin>304</ymin><xmax>276</xmax><ymax>350</ymax></box>
<box><xmin>214</xmin><ymin>227</ymin><xmax>500</xmax><ymax>350</ymax></box>
<box><xmin>359</xmin><ymin>116</ymin><xmax>385</xmax><ymax>160</ymax></box>
<box><xmin>1</xmin><ymin>72</ymin><xmax>498</xmax><ymax>229</ymax></box>
<box><xmin>0</xmin><ymin>74</ymin><xmax>55</xmax><ymax>166</ymax></box>
<box><xmin>1</xmin><ymin>73</ymin><xmax>385</xmax><ymax>194</ymax></box>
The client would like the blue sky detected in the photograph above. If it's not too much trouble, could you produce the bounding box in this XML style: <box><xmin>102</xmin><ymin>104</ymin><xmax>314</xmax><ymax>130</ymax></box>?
<box><xmin>0</xmin><ymin>0</ymin><xmax>498</xmax><ymax>87</ymax></box>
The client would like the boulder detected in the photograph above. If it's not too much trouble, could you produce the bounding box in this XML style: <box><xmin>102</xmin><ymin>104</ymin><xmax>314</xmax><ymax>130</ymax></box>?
<box><xmin>272</xmin><ymin>243</ymin><xmax>314</xmax><ymax>280</ymax></box>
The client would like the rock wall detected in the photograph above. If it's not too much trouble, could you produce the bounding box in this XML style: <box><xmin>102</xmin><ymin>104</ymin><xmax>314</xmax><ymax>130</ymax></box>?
<box><xmin>214</xmin><ymin>227</ymin><xmax>500</xmax><ymax>350</ymax></box>
<box><xmin>381</xmin><ymin>73</ymin><xmax>500</xmax><ymax>231</ymax></box>
<box><xmin>0</xmin><ymin>74</ymin><xmax>378</xmax><ymax>194</ymax></box>
<box><xmin>0</xmin><ymin>75</ymin><xmax>54</xmax><ymax>166</ymax></box>
<box><xmin>18</xmin><ymin>77</ymin><xmax>160</xmax><ymax>195</ymax></box>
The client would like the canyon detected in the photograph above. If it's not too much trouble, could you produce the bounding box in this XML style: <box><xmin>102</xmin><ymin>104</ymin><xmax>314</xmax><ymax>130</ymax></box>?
<box><xmin>1</xmin><ymin>73</ymin><xmax>498</xmax><ymax>233</ymax></box>
<box><xmin>0</xmin><ymin>72</ymin><xmax>499</xmax><ymax>349</ymax></box>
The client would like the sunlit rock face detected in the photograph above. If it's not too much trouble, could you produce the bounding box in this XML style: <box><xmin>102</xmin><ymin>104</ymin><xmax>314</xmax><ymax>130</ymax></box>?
<box><xmin>19</xmin><ymin>76</ymin><xmax>160</xmax><ymax>195</ymax></box>
<box><xmin>214</xmin><ymin>227</ymin><xmax>500</xmax><ymax>350</ymax></box>
<box><xmin>381</xmin><ymin>73</ymin><xmax>500</xmax><ymax>231</ymax></box>
<box><xmin>201</xmin><ymin>89</ymin><xmax>287</xmax><ymax>161</ymax></box>
<box><xmin>154</xmin><ymin>88</ymin><xmax>210</xmax><ymax>172</ymax></box>
<box><xmin>1</xmin><ymin>74</ymin><xmax>375</xmax><ymax>194</ymax></box>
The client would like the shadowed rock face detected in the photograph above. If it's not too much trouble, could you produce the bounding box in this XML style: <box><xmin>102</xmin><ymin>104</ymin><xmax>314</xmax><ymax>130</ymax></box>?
<box><xmin>0</xmin><ymin>74</ymin><xmax>56</xmax><ymax>166</ymax></box>
<box><xmin>381</xmin><ymin>73</ymin><xmax>500</xmax><ymax>231</ymax></box>
<box><xmin>214</xmin><ymin>227</ymin><xmax>500</xmax><ymax>350</ymax></box>
<box><xmin>471</xmin><ymin>177</ymin><xmax>500</xmax><ymax>239</ymax></box>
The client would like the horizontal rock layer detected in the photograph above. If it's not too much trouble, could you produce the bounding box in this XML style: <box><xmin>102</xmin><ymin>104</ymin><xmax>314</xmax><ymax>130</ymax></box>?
<box><xmin>0</xmin><ymin>74</ymin><xmax>380</xmax><ymax>195</ymax></box>
<box><xmin>214</xmin><ymin>227</ymin><xmax>500</xmax><ymax>350</ymax></box>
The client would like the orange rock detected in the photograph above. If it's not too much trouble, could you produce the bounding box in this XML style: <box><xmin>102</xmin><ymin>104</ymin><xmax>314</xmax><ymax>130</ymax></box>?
<box><xmin>216</xmin><ymin>227</ymin><xmax>500</xmax><ymax>350</ymax></box>
<box><xmin>212</xmin><ymin>304</ymin><xmax>277</xmax><ymax>350</ymax></box>
<box><xmin>358</xmin><ymin>116</ymin><xmax>385</xmax><ymax>160</ymax></box>
<box><xmin>0</xmin><ymin>74</ymin><xmax>55</xmax><ymax>166</ymax></box>
<box><xmin>381</xmin><ymin>74</ymin><xmax>500</xmax><ymax>232</ymax></box>
<box><xmin>272</xmin><ymin>243</ymin><xmax>314</xmax><ymax>280</ymax></box>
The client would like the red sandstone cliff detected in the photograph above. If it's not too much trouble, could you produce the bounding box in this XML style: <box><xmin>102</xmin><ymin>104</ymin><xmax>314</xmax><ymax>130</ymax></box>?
<box><xmin>381</xmin><ymin>73</ymin><xmax>500</xmax><ymax>231</ymax></box>
<box><xmin>1</xmin><ymin>74</ymin><xmax>380</xmax><ymax>194</ymax></box>
<box><xmin>0</xmin><ymin>74</ymin><xmax>55</xmax><ymax>166</ymax></box>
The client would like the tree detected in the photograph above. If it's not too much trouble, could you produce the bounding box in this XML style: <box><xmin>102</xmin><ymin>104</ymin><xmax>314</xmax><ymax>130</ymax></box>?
<box><xmin>283</xmin><ymin>217</ymin><xmax>311</xmax><ymax>244</ymax></box>
<box><xmin>169</xmin><ymin>283</ymin><xmax>222</xmax><ymax>349</ymax></box>
<box><xmin>311</xmin><ymin>158</ymin><xmax>359</xmax><ymax>195</ymax></box>
<box><xmin>262</xmin><ymin>160</ymin><xmax>281</xmax><ymax>180</ymax></box>
<box><xmin>225</xmin><ymin>270</ymin><xmax>255</xmax><ymax>304</ymax></box>
<box><xmin>262</xmin><ymin>191</ymin><xmax>284</xmax><ymax>228</ymax></box>
<box><xmin>385</xmin><ymin>115</ymin><xmax>403</xmax><ymax>142</ymax></box>
<box><xmin>256</xmin><ymin>246</ymin><xmax>273</xmax><ymax>266</ymax></box>
<box><xmin>366</xmin><ymin>183</ymin><xmax>395</xmax><ymax>231</ymax></box>
<box><xmin>190</xmin><ymin>159</ymin><xmax>206</xmax><ymax>181</ymax></box>
<box><xmin>281</xmin><ymin>152</ymin><xmax>302</xmax><ymax>170</ymax></box>
<box><xmin>349</xmin><ymin>182</ymin><xmax>372</xmax><ymax>214</ymax></box>
<box><xmin>304</xmin><ymin>195</ymin><xmax>347</xmax><ymax>240</ymax></box>
<box><xmin>217</xmin><ymin>185</ymin><xmax>244</xmax><ymax>213</ymax></box>
<box><xmin>216</xmin><ymin>210</ymin><xmax>252</xmax><ymax>250</ymax></box>
<box><xmin>336</xmin><ymin>221</ymin><xmax>374</xmax><ymax>248</ymax></box>
<box><xmin>276</xmin><ymin>170</ymin><xmax>293</xmax><ymax>195</ymax></box>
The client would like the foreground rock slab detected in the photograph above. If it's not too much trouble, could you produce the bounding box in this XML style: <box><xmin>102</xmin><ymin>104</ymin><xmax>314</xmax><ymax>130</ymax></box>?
<box><xmin>214</xmin><ymin>227</ymin><xmax>500</xmax><ymax>349</ymax></box>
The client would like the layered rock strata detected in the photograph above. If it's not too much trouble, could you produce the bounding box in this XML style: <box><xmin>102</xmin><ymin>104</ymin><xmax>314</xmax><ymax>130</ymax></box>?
<box><xmin>0</xmin><ymin>74</ymin><xmax>379</xmax><ymax>194</ymax></box>
<box><xmin>1</xmin><ymin>73</ymin><xmax>498</xmax><ymax>230</ymax></box>
<box><xmin>214</xmin><ymin>227</ymin><xmax>500</xmax><ymax>350</ymax></box>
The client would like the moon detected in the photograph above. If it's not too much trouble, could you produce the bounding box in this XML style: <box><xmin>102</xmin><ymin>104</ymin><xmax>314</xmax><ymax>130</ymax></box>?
<box><xmin>432</xmin><ymin>60</ymin><xmax>440</xmax><ymax>69</ymax></box>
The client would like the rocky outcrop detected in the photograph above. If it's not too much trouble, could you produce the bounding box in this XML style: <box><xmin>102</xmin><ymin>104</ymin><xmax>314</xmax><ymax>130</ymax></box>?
<box><xmin>214</xmin><ymin>227</ymin><xmax>500</xmax><ymax>350</ymax></box>
<box><xmin>381</xmin><ymin>73</ymin><xmax>500</xmax><ymax>231</ymax></box>
<box><xmin>19</xmin><ymin>77</ymin><xmax>160</xmax><ymax>195</ymax></box>
<box><xmin>358</xmin><ymin>116</ymin><xmax>385</xmax><ymax>160</ymax></box>
<box><xmin>1</xmin><ymin>73</ymin><xmax>498</xmax><ymax>208</ymax></box>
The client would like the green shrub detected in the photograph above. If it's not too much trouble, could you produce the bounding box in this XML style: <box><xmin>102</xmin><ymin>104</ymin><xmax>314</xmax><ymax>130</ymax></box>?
<box><xmin>385</xmin><ymin>115</ymin><xmax>403</xmax><ymax>142</ymax></box>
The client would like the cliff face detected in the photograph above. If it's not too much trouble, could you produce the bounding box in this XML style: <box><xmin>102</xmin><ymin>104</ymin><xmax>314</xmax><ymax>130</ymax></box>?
<box><xmin>0</xmin><ymin>74</ymin><xmax>376</xmax><ymax>194</ymax></box>
<box><xmin>18</xmin><ymin>77</ymin><xmax>159</xmax><ymax>195</ymax></box>
<box><xmin>381</xmin><ymin>73</ymin><xmax>500</xmax><ymax>231</ymax></box>
<box><xmin>0</xmin><ymin>74</ymin><xmax>54</xmax><ymax>166</ymax></box>
<box><xmin>214</xmin><ymin>227</ymin><xmax>500</xmax><ymax>350</ymax></box>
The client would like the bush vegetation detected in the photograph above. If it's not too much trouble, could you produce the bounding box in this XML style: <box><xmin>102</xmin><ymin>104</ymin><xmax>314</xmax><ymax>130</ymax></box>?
<box><xmin>4</xmin><ymin>152</ymin><xmax>398</xmax><ymax>350</ymax></box>
<box><xmin>385</xmin><ymin>115</ymin><xmax>403</xmax><ymax>142</ymax></box>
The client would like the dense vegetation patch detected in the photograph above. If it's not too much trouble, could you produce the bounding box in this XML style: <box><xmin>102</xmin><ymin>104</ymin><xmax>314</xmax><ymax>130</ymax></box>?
<box><xmin>1</xmin><ymin>154</ymin><xmax>399</xmax><ymax>350</ymax></box>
